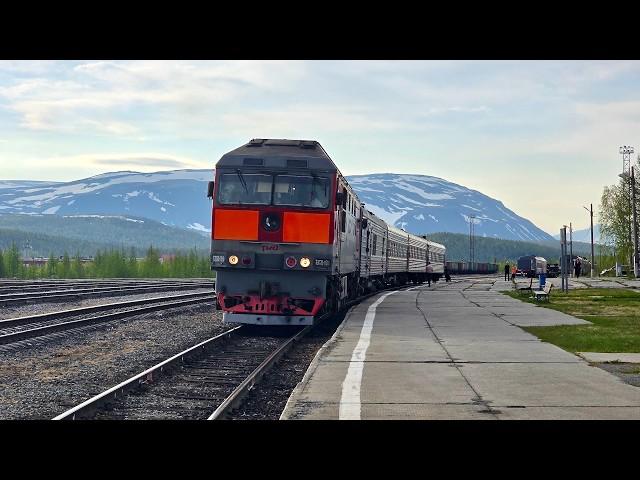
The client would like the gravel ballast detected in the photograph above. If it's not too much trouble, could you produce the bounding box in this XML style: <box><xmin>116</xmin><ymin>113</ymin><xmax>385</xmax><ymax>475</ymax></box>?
<box><xmin>594</xmin><ymin>363</ymin><xmax>640</xmax><ymax>388</ymax></box>
<box><xmin>0</xmin><ymin>302</ymin><xmax>226</xmax><ymax>419</ymax></box>
<box><xmin>228</xmin><ymin>312</ymin><xmax>347</xmax><ymax>420</ymax></box>
<box><xmin>0</xmin><ymin>288</ymin><xmax>214</xmax><ymax>320</ymax></box>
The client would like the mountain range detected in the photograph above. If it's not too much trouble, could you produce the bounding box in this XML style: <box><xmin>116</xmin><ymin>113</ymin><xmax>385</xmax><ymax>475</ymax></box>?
<box><xmin>0</xmin><ymin>169</ymin><xmax>555</xmax><ymax>242</ymax></box>
<box><xmin>552</xmin><ymin>224</ymin><xmax>601</xmax><ymax>243</ymax></box>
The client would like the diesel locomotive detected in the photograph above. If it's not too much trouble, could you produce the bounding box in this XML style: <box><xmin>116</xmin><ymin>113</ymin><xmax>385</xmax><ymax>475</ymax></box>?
<box><xmin>207</xmin><ymin>139</ymin><xmax>445</xmax><ymax>326</ymax></box>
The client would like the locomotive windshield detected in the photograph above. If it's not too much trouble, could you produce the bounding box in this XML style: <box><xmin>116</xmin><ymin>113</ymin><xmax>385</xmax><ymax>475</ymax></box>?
<box><xmin>218</xmin><ymin>173</ymin><xmax>273</xmax><ymax>205</ymax></box>
<box><xmin>273</xmin><ymin>175</ymin><xmax>329</xmax><ymax>208</ymax></box>
<box><xmin>217</xmin><ymin>172</ymin><xmax>330</xmax><ymax>208</ymax></box>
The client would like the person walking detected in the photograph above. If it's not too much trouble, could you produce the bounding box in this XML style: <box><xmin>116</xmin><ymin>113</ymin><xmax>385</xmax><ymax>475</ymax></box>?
<box><xmin>444</xmin><ymin>265</ymin><xmax>451</xmax><ymax>282</ymax></box>
<box><xmin>504</xmin><ymin>263</ymin><xmax>510</xmax><ymax>281</ymax></box>
<box><xmin>575</xmin><ymin>259</ymin><xmax>582</xmax><ymax>279</ymax></box>
<box><xmin>511</xmin><ymin>264</ymin><xmax>517</xmax><ymax>281</ymax></box>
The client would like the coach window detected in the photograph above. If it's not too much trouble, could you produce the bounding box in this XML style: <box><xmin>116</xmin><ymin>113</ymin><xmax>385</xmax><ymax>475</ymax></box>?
<box><xmin>372</xmin><ymin>234</ymin><xmax>377</xmax><ymax>255</ymax></box>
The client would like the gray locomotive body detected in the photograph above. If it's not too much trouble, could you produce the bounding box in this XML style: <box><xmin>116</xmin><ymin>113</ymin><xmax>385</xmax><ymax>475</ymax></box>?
<box><xmin>209</xmin><ymin>139</ymin><xmax>446</xmax><ymax>326</ymax></box>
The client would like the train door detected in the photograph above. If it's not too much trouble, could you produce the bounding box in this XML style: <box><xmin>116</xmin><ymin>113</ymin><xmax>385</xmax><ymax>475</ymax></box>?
<box><xmin>406</xmin><ymin>234</ymin><xmax>410</xmax><ymax>272</ymax></box>
<box><xmin>365</xmin><ymin>229</ymin><xmax>371</xmax><ymax>276</ymax></box>
<box><xmin>335</xmin><ymin>181</ymin><xmax>346</xmax><ymax>274</ymax></box>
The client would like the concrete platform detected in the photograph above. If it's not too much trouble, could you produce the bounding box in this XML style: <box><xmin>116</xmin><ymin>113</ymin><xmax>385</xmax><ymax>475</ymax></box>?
<box><xmin>281</xmin><ymin>277</ymin><xmax>640</xmax><ymax>420</ymax></box>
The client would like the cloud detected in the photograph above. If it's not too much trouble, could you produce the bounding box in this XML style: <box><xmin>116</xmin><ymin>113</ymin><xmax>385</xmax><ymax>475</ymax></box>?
<box><xmin>39</xmin><ymin>153</ymin><xmax>206</xmax><ymax>170</ymax></box>
<box><xmin>3</xmin><ymin>60</ymin><xmax>640</xmax><ymax>235</ymax></box>
<box><xmin>220</xmin><ymin>104</ymin><xmax>405</xmax><ymax>137</ymax></box>
<box><xmin>0</xmin><ymin>61</ymin><xmax>308</xmax><ymax>135</ymax></box>
<box><xmin>93</xmin><ymin>157</ymin><xmax>192</xmax><ymax>168</ymax></box>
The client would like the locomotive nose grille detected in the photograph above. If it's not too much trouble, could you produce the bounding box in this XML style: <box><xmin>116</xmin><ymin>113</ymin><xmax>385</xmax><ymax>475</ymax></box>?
<box><xmin>255</xmin><ymin>254</ymin><xmax>284</xmax><ymax>269</ymax></box>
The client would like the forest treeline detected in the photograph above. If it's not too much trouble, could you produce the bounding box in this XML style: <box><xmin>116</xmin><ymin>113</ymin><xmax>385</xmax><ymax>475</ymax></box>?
<box><xmin>0</xmin><ymin>243</ymin><xmax>214</xmax><ymax>279</ymax></box>
<box><xmin>0</xmin><ymin>214</ymin><xmax>209</xmax><ymax>257</ymax></box>
<box><xmin>424</xmin><ymin>232</ymin><xmax>593</xmax><ymax>263</ymax></box>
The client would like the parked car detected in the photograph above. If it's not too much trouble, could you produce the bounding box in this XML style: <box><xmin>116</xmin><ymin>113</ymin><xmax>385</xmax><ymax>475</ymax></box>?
<box><xmin>546</xmin><ymin>263</ymin><xmax>560</xmax><ymax>278</ymax></box>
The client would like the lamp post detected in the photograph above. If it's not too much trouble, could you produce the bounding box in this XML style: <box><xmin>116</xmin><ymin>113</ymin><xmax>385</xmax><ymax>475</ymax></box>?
<box><xmin>583</xmin><ymin>204</ymin><xmax>595</xmax><ymax>278</ymax></box>
<box><xmin>620</xmin><ymin>146</ymin><xmax>635</xmax><ymax>274</ymax></box>
<box><xmin>468</xmin><ymin>215</ymin><xmax>476</xmax><ymax>266</ymax></box>
<box><xmin>633</xmin><ymin>166</ymin><xmax>639</xmax><ymax>278</ymax></box>
<box><xmin>619</xmin><ymin>167</ymin><xmax>639</xmax><ymax>278</ymax></box>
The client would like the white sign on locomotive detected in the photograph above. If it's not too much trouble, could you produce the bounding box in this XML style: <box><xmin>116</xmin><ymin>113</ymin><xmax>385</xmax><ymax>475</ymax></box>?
<box><xmin>206</xmin><ymin>139</ymin><xmax>446</xmax><ymax>326</ymax></box>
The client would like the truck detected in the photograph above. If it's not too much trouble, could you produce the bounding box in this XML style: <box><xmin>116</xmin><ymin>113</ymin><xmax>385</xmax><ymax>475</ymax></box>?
<box><xmin>517</xmin><ymin>255</ymin><xmax>547</xmax><ymax>278</ymax></box>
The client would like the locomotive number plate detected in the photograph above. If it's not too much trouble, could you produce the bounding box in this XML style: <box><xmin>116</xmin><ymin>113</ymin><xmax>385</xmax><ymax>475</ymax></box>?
<box><xmin>211</xmin><ymin>255</ymin><xmax>226</xmax><ymax>264</ymax></box>
<box><xmin>314</xmin><ymin>259</ymin><xmax>330</xmax><ymax>268</ymax></box>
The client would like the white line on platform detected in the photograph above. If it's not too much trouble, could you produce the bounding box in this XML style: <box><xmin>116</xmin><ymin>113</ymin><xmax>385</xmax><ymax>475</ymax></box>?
<box><xmin>339</xmin><ymin>291</ymin><xmax>397</xmax><ymax>420</ymax></box>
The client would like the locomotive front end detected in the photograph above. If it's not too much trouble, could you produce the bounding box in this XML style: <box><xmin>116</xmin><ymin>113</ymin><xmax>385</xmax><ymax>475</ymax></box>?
<box><xmin>209</xmin><ymin>139</ymin><xmax>337</xmax><ymax>326</ymax></box>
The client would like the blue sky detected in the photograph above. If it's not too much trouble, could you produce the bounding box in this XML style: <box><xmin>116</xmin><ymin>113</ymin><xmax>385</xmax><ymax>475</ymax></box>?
<box><xmin>1</xmin><ymin>60</ymin><xmax>639</xmax><ymax>234</ymax></box>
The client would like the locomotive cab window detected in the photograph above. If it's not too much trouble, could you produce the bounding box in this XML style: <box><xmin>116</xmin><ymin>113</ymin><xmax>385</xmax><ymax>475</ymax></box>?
<box><xmin>218</xmin><ymin>173</ymin><xmax>272</xmax><ymax>205</ymax></box>
<box><xmin>273</xmin><ymin>175</ymin><xmax>329</xmax><ymax>208</ymax></box>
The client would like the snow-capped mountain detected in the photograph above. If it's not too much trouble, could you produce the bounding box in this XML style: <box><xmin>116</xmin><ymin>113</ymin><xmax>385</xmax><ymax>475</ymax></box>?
<box><xmin>0</xmin><ymin>170</ymin><xmax>213</xmax><ymax>235</ymax></box>
<box><xmin>349</xmin><ymin>174</ymin><xmax>553</xmax><ymax>241</ymax></box>
<box><xmin>0</xmin><ymin>169</ymin><xmax>554</xmax><ymax>241</ymax></box>
<box><xmin>552</xmin><ymin>224</ymin><xmax>601</xmax><ymax>243</ymax></box>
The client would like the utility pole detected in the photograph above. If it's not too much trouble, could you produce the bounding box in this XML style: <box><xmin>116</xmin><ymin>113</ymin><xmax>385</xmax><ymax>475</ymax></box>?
<box><xmin>560</xmin><ymin>226</ymin><xmax>568</xmax><ymax>292</ymax></box>
<box><xmin>569</xmin><ymin>222</ymin><xmax>573</xmax><ymax>277</ymax></box>
<box><xmin>469</xmin><ymin>215</ymin><xmax>476</xmax><ymax>269</ymax></box>
<box><xmin>584</xmin><ymin>204</ymin><xmax>595</xmax><ymax>278</ymax></box>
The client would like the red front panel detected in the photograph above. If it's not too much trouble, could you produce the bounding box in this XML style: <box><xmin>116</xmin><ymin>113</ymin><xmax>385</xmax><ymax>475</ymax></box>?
<box><xmin>213</xmin><ymin>209</ymin><xmax>259</xmax><ymax>241</ymax></box>
<box><xmin>283</xmin><ymin>212</ymin><xmax>331</xmax><ymax>244</ymax></box>
<box><xmin>210</xmin><ymin>172</ymin><xmax>338</xmax><ymax>246</ymax></box>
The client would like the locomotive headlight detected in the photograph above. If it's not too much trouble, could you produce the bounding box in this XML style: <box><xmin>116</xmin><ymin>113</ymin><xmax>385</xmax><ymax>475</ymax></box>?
<box><xmin>228</xmin><ymin>255</ymin><xmax>239</xmax><ymax>265</ymax></box>
<box><xmin>300</xmin><ymin>257</ymin><xmax>311</xmax><ymax>268</ymax></box>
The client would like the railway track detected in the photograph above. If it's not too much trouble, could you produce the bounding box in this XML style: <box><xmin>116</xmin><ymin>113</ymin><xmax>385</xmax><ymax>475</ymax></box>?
<box><xmin>0</xmin><ymin>292</ymin><xmax>215</xmax><ymax>350</ymax></box>
<box><xmin>0</xmin><ymin>282</ymin><xmax>215</xmax><ymax>307</ymax></box>
<box><xmin>53</xmin><ymin>324</ymin><xmax>310</xmax><ymax>420</ymax></box>
<box><xmin>0</xmin><ymin>280</ymin><xmax>213</xmax><ymax>295</ymax></box>
<box><xmin>53</xmin><ymin>281</ymin><xmax>449</xmax><ymax>421</ymax></box>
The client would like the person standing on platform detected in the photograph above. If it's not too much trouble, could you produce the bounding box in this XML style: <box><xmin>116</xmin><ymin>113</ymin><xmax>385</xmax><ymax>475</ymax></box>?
<box><xmin>504</xmin><ymin>263</ymin><xmax>510</xmax><ymax>281</ymax></box>
<box><xmin>575</xmin><ymin>259</ymin><xmax>582</xmax><ymax>278</ymax></box>
<box><xmin>511</xmin><ymin>265</ymin><xmax>517</xmax><ymax>281</ymax></box>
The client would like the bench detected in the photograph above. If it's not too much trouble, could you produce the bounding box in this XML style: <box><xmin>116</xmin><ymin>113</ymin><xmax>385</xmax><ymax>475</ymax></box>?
<box><xmin>513</xmin><ymin>277</ymin><xmax>533</xmax><ymax>295</ymax></box>
<box><xmin>532</xmin><ymin>283</ymin><xmax>553</xmax><ymax>302</ymax></box>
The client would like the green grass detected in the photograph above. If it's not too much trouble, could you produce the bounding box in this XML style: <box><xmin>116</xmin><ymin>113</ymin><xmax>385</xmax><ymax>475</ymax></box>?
<box><xmin>503</xmin><ymin>288</ymin><xmax>640</xmax><ymax>353</ymax></box>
